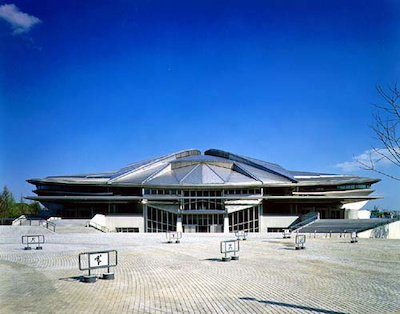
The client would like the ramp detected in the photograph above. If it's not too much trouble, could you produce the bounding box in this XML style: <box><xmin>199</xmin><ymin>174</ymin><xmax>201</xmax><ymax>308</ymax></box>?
<box><xmin>298</xmin><ymin>218</ymin><xmax>393</xmax><ymax>234</ymax></box>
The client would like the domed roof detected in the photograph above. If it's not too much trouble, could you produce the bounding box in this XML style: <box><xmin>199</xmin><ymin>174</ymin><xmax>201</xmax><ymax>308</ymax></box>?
<box><xmin>107</xmin><ymin>149</ymin><xmax>297</xmax><ymax>186</ymax></box>
<box><xmin>28</xmin><ymin>149</ymin><xmax>381</xmax><ymax>189</ymax></box>
<box><xmin>31</xmin><ymin>149</ymin><xmax>298</xmax><ymax>186</ymax></box>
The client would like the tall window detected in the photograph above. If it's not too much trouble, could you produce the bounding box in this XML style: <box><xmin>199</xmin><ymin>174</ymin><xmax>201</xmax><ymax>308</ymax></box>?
<box><xmin>182</xmin><ymin>214</ymin><xmax>224</xmax><ymax>232</ymax></box>
<box><xmin>147</xmin><ymin>206</ymin><xmax>177</xmax><ymax>232</ymax></box>
<box><xmin>182</xmin><ymin>190</ymin><xmax>224</xmax><ymax>210</ymax></box>
<box><xmin>229</xmin><ymin>205</ymin><xmax>260</xmax><ymax>232</ymax></box>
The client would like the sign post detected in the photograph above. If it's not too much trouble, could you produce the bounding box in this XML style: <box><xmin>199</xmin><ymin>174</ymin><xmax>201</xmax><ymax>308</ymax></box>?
<box><xmin>166</xmin><ymin>231</ymin><xmax>182</xmax><ymax>244</ymax></box>
<box><xmin>22</xmin><ymin>235</ymin><xmax>45</xmax><ymax>250</ymax></box>
<box><xmin>295</xmin><ymin>234</ymin><xmax>306</xmax><ymax>250</ymax></box>
<box><xmin>220</xmin><ymin>239</ymin><xmax>240</xmax><ymax>262</ymax></box>
<box><xmin>235</xmin><ymin>230</ymin><xmax>248</xmax><ymax>241</ymax></box>
<box><xmin>350</xmin><ymin>231</ymin><xmax>358</xmax><ymax>243</ymax></box>
<box><xmin>283</xmin><ymin>229</ymin><xmax>291</xmax><ymax>239</ymax></box>
<box><xmin>79</xmin><ymin>250</ymin><xmax>118</xmax><ymax>283</ymax></box>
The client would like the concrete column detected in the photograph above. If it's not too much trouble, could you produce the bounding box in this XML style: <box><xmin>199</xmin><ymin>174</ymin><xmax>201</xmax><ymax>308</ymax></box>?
<box><xmin>143</xmin><ymin>201</ymin><xmax>147</xmax><ymax>232</ymax></box>
<box><xmin>223</xmin><ymin>215</ymin><xmax>230</xmax><ymax>233</ymax></box>
<box><xmin>176</xmin><ymin>216</ymin><xmax>183</xmax><ymax>233</ymax></box>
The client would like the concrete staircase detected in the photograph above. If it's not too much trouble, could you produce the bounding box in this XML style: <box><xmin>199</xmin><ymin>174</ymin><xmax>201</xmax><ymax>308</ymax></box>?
<box><xmin>51</xmin><ymin>219</ymin><xmax>101</xmax><ymax>234</ymax></box>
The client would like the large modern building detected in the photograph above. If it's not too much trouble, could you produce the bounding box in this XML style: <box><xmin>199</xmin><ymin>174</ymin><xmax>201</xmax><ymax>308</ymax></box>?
<box><xmin>27</xmin><ymin>149</ymin><xmax>381</xmax><ymax>233</ymax></box>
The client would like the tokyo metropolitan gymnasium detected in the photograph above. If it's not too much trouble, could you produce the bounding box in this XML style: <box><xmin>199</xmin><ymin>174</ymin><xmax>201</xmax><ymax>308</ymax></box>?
<box><xmin>27</xmin><ymin>149</ymin><xmax>381</xmax><ymax>233</ymax></box>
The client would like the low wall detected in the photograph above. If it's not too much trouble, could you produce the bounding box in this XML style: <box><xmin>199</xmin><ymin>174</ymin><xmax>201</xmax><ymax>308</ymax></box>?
<box><xmin>91</xmin><ymin>214</ymin><xmax>106</xmax><ymax>226</ymax></box>
<box><xmin>260</xmin><ymin>215</ymin><xmax>298</xmax><ymax>232</ymax></box>
<box><xmin>91</xmin><ymin>214</ymin><xmax>144</xmax><ymax>232</ymax></box>
<box><xmin>358</xmin><ymin>220</ymin><xmax>400</xmax><ymax>239</ymax></box>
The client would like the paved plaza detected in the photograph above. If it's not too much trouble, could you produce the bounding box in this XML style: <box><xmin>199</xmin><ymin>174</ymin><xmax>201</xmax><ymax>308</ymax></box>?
<box><xmin>0</xmin><ymin>225</ymin><xmax>399</xmax><ymax>314</ymax></box>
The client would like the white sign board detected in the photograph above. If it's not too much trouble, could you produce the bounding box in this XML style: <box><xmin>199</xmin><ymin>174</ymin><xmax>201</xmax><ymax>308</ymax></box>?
<box><xmin>28</xmin><ymin>236</ymin><xmax>38</xmax><ymax>243</ymax></box>
<box><xmin>22</xmin><ymin>235</ymin><xmax>44</xmax><ymax>245</ymax></box>
<box><xmin>221</xmin><ymin>239</ymin><xmax>239</xmax><ymax>254</ymax></box>
<box><xmin>166</xmin><ymin>231</ymin><xmax>182</xmax><ymax>241</ymax></box>
<box><xmin>89</xmin><ymin>252</ymin><xmax>109</xmax><ymax>268</ymax></box>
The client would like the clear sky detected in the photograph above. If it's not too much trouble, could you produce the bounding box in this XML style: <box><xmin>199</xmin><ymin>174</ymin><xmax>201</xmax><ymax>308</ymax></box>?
<box><xmin>1</xmin><ymin>0</ymin><xmax>400</xmax><ymax>210</ymax></box>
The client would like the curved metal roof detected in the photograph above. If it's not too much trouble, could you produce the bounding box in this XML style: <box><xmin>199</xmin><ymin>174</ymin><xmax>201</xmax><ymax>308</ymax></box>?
<box><xmin>109</xmin><ymin>149</ymin><xmax>297</xmax><ymax>186</ymax></box>
<box><xmin>28</xmin><ymin>149</ymin><xmax>380</xmax><ymax>187</ymax></box>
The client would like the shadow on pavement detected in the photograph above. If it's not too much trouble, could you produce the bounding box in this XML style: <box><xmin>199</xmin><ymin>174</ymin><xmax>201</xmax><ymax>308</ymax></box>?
<box><xmin>203</xmin><ymin>258</ymin><xmax>224</xmax><ymax>262</ymax></box>
<box><xmin>59</xmin><ymin>276</ymin><xmax>83</xmax><ymax>282</ymax></box>
<box><xmin>239</xmin><ymin>297</ymin><xmax>345</xmax><ymax>314</ymax></box>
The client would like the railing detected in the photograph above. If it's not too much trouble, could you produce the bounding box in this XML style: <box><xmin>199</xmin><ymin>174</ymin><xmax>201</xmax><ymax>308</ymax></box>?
<box><xmin>40</xmin><ymin>220</ymin><xmax>57</xmax><ymax>232</ymax></box>
<box><xmin>289</xmin><ymin>212</ymin><xmax>320</xmax><ymax>232</ymax></box>
<box><xmin>86</xmin><ymin>221</ymin><xmax>109</xmax><ymax>233</ymax></box>
<box><xmin>12</xmin><ymin>215</ymin><xmax>26</xmax><ymax>226</ymax></box>
<box><xmin>12</xmin><ymin>216</ymin><xmax>56</xmax><ymax>232</ymax></box>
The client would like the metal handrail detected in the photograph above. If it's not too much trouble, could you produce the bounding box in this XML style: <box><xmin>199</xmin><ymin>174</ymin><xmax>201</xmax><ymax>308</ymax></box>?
<box><xmin>13</xmin><ymin>216</ymin><xmax>56</xmax><ymax>232</ymax></box>
<box><xmin>12</xmin><ymin>215</ymin><xmax>26</xmax><ymax>226</ymax></box>
<box><xmin>86</xmin><ymin>221</ymin><xmax>109</xmax><ymax>233</ymax></box>
<box><xmin>41</xmin><ymin>220</ymin><xmax>56</xmax><ymax>232</ymax></box>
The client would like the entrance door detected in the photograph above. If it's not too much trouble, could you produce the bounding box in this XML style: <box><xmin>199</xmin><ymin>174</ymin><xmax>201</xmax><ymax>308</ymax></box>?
<box><xmin>197</xmin><ymin>225</ymin><xmax>209</xmax><ymax>233</ymax></box>
<box><xmin>183</xmin><ymin>224</ymin><xmax>197</xmax><ymax>233</ymax></box>
<box><xmin>209</xmin><ymin>224</ymin><xmax>222</xmax><ymax>232</ymax></box>
<box><xmin>182</xmin><ymin>214</ymin><xmax>224</xmax><ymax>233</ymax></box>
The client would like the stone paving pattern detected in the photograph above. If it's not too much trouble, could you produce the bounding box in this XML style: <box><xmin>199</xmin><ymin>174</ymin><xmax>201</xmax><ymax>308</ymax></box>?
<box><xmin>0</xmin><ymin>226</ymin><xmax>399</xmax><ymax>314</ymax></box>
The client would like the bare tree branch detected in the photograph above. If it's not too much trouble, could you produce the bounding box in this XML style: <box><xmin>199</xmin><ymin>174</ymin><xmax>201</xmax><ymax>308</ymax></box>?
<box><xmin>358</xmin><ymin>150</ymin><xmax>400</xmax><ymax>181</ymax></box>
<box><xmin>359</xmin><ymin>83</ymin><xmax>400</xmax><ymax>180</ymax></box>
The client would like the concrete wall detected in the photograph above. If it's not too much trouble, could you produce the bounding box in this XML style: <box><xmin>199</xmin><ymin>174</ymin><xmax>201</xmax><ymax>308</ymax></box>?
<box><xmin>358</xmin><ymin>220</ymin><xmax>400</xmax><ymax>239</ymax></box>
<box><xmin>106</xmin><ymin>215</ymin><xmax>144</xmax><ymax>232</ymax></box>
<box><xmin>343</xmin><ymin>200</ymin><xmax>369</xmax><ymax>219</ymax></box>
<box><xmin>344</xmin><ymin>208</ymin><xmax>359</xmax><ymax>219</ymax></box>
<box><xmin>261</xmin><ymin>215</ymin><xmax>298</xmax><ymax>232</ymax></box>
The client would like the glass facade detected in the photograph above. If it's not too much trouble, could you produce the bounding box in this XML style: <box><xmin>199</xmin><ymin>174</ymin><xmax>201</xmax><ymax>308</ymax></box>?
<box><xmin>182</xmin><ymin>214</ymin><xmax>224</xmax><ymax>233</ymax></box>
<box><xmin>146</xmin><ymin>206</ymin><xmax>177</xmax><ymax>232</ymax></box>
<box><xmin>229</xmin><ymin>205</ymin><xmax>260</xmax><ymax>232</ymax></box>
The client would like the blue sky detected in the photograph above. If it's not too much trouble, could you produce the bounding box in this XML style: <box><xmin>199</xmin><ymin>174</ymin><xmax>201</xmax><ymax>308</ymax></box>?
<box><xmin>1</xmin><ymin>0</ymin><xmax>400</xmax><ymax>209</ymax></box>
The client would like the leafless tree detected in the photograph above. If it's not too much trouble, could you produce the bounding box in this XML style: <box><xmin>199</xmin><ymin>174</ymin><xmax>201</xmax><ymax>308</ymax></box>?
<box><xmin>359</xmin><ymin>83</ymin><xmax>400</xmax><ymax>181</ymax></box>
